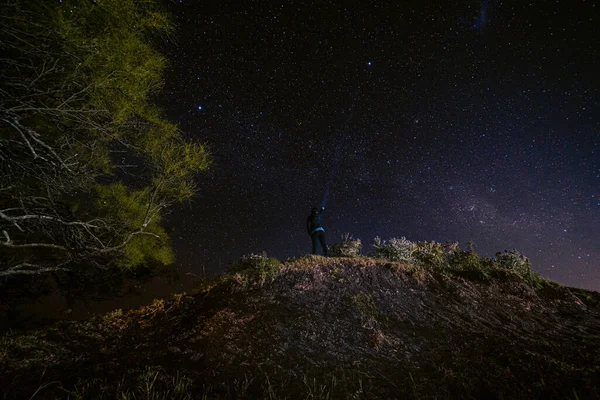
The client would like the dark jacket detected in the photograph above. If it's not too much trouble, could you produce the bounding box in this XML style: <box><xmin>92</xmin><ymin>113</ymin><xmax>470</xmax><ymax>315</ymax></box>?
<box><xmin>307</xmin><ymin>209</ymin><xmax>325</xmax><ymax>235</ymax></box>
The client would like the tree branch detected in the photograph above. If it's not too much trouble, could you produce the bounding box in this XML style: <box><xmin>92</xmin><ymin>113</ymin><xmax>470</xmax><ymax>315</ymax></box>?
<box><xmin>1</xmin><ymin>117</ymin><xmax>40</xmax><ymax>159</ymax></box>
<box><xmin>0</xmin><ymin>211</ymin><xmax>100</xmax><ymax>229</ymax></box>
<box><xmin>90</xmin><ymin>230</ymin><xmax>161</xmax><ymax>253</ymax></box>
<box><xmin>0</xmin><ymin>263</ymin><xmax>69</xmax><ymax>277</ymax></box>
<box><xmin>0</xmin><ymin>229</ymin><xmax>68</xmax><ymax>250</ymax></box>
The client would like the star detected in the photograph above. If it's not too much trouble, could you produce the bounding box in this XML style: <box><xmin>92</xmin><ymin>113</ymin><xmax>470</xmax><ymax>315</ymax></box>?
<box><xmin>159</xmin><ymin>0</ymin><xmax>600</xmax><ymax>291</ymax></box>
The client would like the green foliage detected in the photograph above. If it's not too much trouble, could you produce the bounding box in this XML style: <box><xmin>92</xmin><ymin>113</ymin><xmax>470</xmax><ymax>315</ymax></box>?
<box><xmin>329</xmin><ymin>233</ymin><xmax>362</xmax><ymax>257</ymax></box>
<box><xmin>94</xmin><ymin>183</ymin><xmax>173</xmax><ymax>269</ymax></box>
<box><xmin>495</xmin><ymin>250</ymin><xmax>532</xmax><ymax>277</ymax></box>
<box><xmin>119</xmin><ymin>234</ymin><xmax>174</xmax><ymax>270</ymax></box>
<box><xmin>0</xmin><ymin>0</ymin><xmax>209</xmax><ymax>275</ymax></box>
<box><xmin>467</xmin><ymin>239</ymin><xmax>476</xmax><ymax>253</ymax></box>
<box><xmin>494</xmin><ymin>250</ymin><xmax>546</xmax><ymax>288</ymax></box>
<box><xmin>413</xmin><ymin>241</ymin><xmax>445</xmax><ymax>267</ymax></box>
<box><xmin>54</xmin><ymin>0</ymin><xmax>173</xmax><ymax>122</ymax></box>
<box><xmin>444</xmin><ymin>242</ymin><xmax>492</xmax><ymax>282</ymax></box>
<box><xmin>412</xmin><ymin>241</ymin><xmax>459</xmax><ymax>269</ymax></box>
<box><xmin>370</xmin><ymin>236</ymin><xmax>541</xmax><ymax>286</ymax></box>
<box><xmin>372</xmin><ymin>236</ymin><xmax>414</xmax><ymax>263</ymax></box>
<box><xmin>449</xmin><ymin>250</ymin><xmax>492</xmax><ymax>282</ymax></box>
<box><xmin>227</xmin><ymin>253</ymin><xmax>281</xmax><ymax>285</ymax></box>
<box><xmin>95</xmin><ymin>183</ymin><xmax>149</xmax><ymax>228</ymax></box>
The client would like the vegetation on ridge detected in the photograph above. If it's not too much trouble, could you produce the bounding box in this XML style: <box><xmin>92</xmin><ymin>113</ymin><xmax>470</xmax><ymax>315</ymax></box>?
<box><xmin>3</xmin><ymin>242</ymin><xmax>597</xmax><ymax>399</ymax></box>
<box><xmin>329</xmin><ymin>234</ymin><xmax>543</xmax><ymax>287</ymax></box>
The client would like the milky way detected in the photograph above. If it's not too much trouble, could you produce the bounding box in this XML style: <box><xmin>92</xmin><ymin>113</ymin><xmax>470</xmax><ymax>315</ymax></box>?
<box><xmin>158</xmin><ymin>1</ymin><xmax>599</xmax><ymax>290</ymax></box>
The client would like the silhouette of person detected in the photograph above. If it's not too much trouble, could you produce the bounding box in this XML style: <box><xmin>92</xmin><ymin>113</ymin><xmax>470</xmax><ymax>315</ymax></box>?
<box><xmin>307</xmin><ymin>206</ymin><xmax>328</xmax><ymax>256</ymax></box>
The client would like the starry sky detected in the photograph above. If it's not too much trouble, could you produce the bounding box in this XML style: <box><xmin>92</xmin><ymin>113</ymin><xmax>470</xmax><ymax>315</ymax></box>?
<box><xmin>158</xmin><ymin>0</ymin><xmax>599</xmax><ymax>290</ymax></box>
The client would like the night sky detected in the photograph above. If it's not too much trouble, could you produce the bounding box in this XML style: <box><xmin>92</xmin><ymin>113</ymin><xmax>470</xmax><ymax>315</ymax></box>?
<box><xmin>158</xmin><ymin>1</ymin><xmax>599</xmax><ymax>290</ymax></box>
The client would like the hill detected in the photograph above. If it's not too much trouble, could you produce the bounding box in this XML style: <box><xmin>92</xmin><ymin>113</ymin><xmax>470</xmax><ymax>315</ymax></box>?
<box><xmin>1</xmin><ymin>255</ymin><xmax>600</xmax><ymax>399</ymax></box>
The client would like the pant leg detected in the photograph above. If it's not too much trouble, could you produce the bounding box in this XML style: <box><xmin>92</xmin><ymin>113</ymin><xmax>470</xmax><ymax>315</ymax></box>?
<box><xmin>318</xmin><ymin>232</ymin><xmax>328</xmax><ymax>256</ymax></box>
<box><xmin>311</xmin><ymin>233</ymin><xmax>318</xmax><ymax>254</ymax></box>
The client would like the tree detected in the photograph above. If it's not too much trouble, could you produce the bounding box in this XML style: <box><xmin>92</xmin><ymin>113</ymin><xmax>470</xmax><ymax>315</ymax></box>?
<box><xmin>0</xmin><ymin>0</ymin><xmax>209</xmax><ymax>277</ymax></box>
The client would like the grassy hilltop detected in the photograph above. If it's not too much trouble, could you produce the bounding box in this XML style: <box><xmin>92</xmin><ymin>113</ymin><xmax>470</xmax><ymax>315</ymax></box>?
<box><xmin>1</xmin><ymin>240</ymin><xmax>600</xmax><ymax>399</ymax></box>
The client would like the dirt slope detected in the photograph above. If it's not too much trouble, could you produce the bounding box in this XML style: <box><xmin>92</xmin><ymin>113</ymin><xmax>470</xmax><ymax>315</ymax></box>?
<box><xmin>2</xmin><ymin>257</ymin><xmax>599</xmax><ymax>399</ymax></box>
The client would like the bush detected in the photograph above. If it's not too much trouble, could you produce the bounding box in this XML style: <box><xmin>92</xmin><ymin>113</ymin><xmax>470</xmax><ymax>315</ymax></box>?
<box><xmin>413</xmin><ymin>241</ymin><xmax>459</xmax><ymax>269</ymax></box>
<box><xmin>372</xmin><ymin>237</ymin><xmax>414</xmax><ymax>263</ymax></box>
<box><xmin>370</xmin><ymin>236</ymin><xmax>541</xmax><ymax>288</ymax></box>
<box><xmin>329</xmin><ymin>233</ymin><xmax>362</xmax><ymax>257</ymax></box>
<box><xmin>227</xmin><ymin>253</ymin><xmax>280</xmax><ymax>284</ymax></box>
<box><xmin>494</xmin><ymin>250</ymin><xmax>532</xmax><ymax>278</ymax></box>
<box><xmin>448</xmin><ymin>249</ymin><xmax>493</xmax><ymax>282</ymax></box>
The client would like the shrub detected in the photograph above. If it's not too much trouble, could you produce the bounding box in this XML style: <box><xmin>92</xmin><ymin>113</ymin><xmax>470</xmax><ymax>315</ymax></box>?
<box><xmin>368</xmin><ymin>236</ymin><xmax>541</xmax><ymax>288</ymax></box>
<box><xmin>227</xmin><ymin>253</ymin><xmax>280</xmax><ymax>284</ymax></box>
<box><xmin>448</xmin><ymin>249</ymin><xmax>492</xmax><ymax>282</ymax></box>
<box><xmin>494</xmin><ymin>250</ymin><xmax>532</xmax><ymax>278</ymax></box>
<box><xmin>329</xmin><ymin>233</ymin><xmax>362</xmax><ymax>257</ymax></box>
<box><xmin>372</xmin><ymin>236</ymin><xmax>414</xmax><ymax>263</ymax></box>
<box><xmin>413</xmin><ymin>241</ymin><xmax>459</xmax><ymax>269</ymax></box>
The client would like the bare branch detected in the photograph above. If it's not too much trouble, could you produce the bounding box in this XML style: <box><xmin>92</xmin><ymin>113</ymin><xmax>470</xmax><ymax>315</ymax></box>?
<box><xmin>91</xmin><ymin>230</ymin><xmax>161</xmax><ymax>254</ymax></box>
<box><xmin>0</xmin><ymin>238</ymin><xmax>68</xmax><ymax>251</ymax></box>
<box><xmin>0</xmin><ymin>211</ymin><xmax>100</xmax><ymax>229</ymax></box>
<box><xmin>57</xmin><ymin>81</ymin><xmax>95</xmax><ymax>109</ymax></box>
<box><xmin>1</xmin><ymin>117</ymin><xmax>40</xmax><ymax>159</ymax></box>
<box><xmin>0</xmin><ymin>263</ymin><xmax>69</xmax><ymax>277</ymax></box>
<box><xmin>0</xmin><ymin>1</ymin><xmax>196</xmax><ymax>280</ymax></box>
<box><xmin>0</xmin><ymin>212</ymin><xmax>25</xmax><ymax>232</ymax></box>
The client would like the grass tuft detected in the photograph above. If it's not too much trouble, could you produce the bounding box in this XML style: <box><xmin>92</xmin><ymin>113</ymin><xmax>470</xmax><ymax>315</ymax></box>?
<box><xmin>328</xmin><ymin>233</ymin><xmax>362</xmax><ymax>257</ymax></box>
<box><xmin>226</xmin><ymin>252</ymin><xmax>281</xmax><ymax>286</ymax></box>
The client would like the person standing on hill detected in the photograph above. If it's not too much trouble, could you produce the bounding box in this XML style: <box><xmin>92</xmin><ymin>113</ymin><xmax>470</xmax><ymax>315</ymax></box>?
<box><xmin>307</xmin><ymin>206</ymin><xmax>328</xmax><ymax>256</ymax></box>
